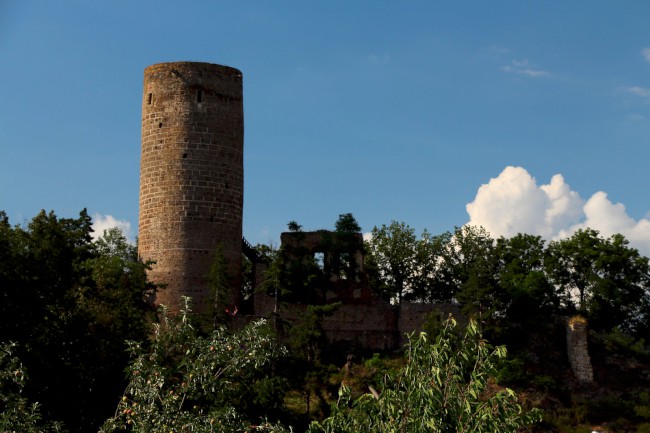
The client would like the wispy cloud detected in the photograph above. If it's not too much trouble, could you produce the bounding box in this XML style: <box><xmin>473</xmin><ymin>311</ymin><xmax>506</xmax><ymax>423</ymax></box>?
<box><xmin>483</xmin><ymin>45</ymin><xmax>509</xmax><ymax>59</ymax></box>
<box><xmin>624</xmin><ymin>113</ymin><xmax>645</xmax><ymax>122</ymax></box>
<box><xmin>624</xmin><ymin>85</ymin><xmax>650</xmax><ymax>98</ymax></box>
<box><xmin>641</xmin><ymin>47</ymin><xmax>650</xmax><ymax>63</ymax></box>
<box><xmin>502</xmin><ymin>59</ymin><xmax>549</xmax><ymax>77</ymax></box>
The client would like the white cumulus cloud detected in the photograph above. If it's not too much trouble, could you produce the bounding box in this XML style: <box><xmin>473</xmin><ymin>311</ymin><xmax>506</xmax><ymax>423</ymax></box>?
<box><xmin>92</xmin><ymin>213</ymin><xmax>134</xmax><ymax>244</ymax></box>
<box><xmin>466</xmin><ymin>167</ymin><xmax>650</xmax><ymax>256</ymax></box>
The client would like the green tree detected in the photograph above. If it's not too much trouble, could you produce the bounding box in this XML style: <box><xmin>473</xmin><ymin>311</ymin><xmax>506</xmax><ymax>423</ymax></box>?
<box><xmin>307</xmin><ymin>318</ymin><xmax>541</xmax><ymax>433</ymax></box>
<box><xmin>0</xmin><ymin>210</ymin><xmax>155</xmax><ymax>432</ymax></box>
<box><xmin>267</xmin><ymin>228</ymin><xmax>325</xmax><ymax>305</ymax></box>
<box><xmin>100</xmin><ymin>298</ymin><xmax>290</xmax><ymax>433</ymax></box>
<box><xmin>334</xmin><ymin>213</ymin><xmax>361</xmax><ymax>233</ymax></box>
<box><xmin>0</xmin><ymin>210</ymin><xmax>94</xmax><ymax>343</ymax></box>
<box><xmin>365</xmin><ymin>221</ymin><xmax>419</xmax><ymax>303</ymax></box>
<box><xmin>79</xmin><ymin>226</ymin><xmax>156</xmax><ymax>336</ymax></box>
<box><xmin>589</xmin><ymin>233</ymin><xmax>650</xmax><ymax>335</ymax></box>
<box><xmin>288</xmin><ymin>220</ymin><xmax>303</xmax><ymax>232</ymax></box>
<box><xmin>546</xmin><ymin>228</ymin><xmax>604</xmax><ymax>313</ymax></box>
<box><xmin>496</xmin><ymin>233</ymin><xmax>558</xmax><ymax>327</ymax></box>
<box><xmin>0</xmin><ymin>342</ymin><xmax>63</xmax><ymax>433</ymax></box>
<box><xmin>70</xmin><ymin>227</ymin><xmax>157</xmax><ymax>430</ymax></box>
<box><xmin>0</xmin><ymin>210</ymin><xmax>98</xmax><ymax>430</ymax></box>
<box><xmin>546</xmin><ymin>229</ymin><xmax>650</xmax><ymax>335</ymax></box>
<box><xmin>286</xmin><ymin>303</ymin><xmax>341</xmax><ymax>419</ymax></box>
<box><xmin>412</xmin><ymin>229</ymin><xmax>453</xmax><ymax>303</ymax></box>
<box><xmin>329</xmin><ymin>214</ymin><xmax>363</xmax><ymax>282</ymax></box>
<box><xmin>439</xmin><ymin>226</ymin><xmax>502</xmax><ymax>318</ymax></box>
<box><xmin>365</xmin><ymin>222</ymin><xmax>455</xmax><ymax>303</ymax></box>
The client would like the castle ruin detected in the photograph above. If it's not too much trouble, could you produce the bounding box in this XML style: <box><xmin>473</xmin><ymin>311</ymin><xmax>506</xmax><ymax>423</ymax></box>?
<box><xmin>137</xmin><ymin>62</ymin><xmax>456</xmax><ymax>349</ymax></box>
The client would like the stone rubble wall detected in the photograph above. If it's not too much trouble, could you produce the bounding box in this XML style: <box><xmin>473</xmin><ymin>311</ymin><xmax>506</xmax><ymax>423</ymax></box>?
<box><xmin>321</xmin><ymin>302</ymin><xmax>399</xmax><ymax>350</ymax></box>
<box><xmin>566</xmin><ymin>316</ymin><xmax>594</xmax><ymax>383</ymax></box>
<box><xmin>249</xmin><ymin>293</ymin><xmax>459</xmax><ymax>351</ymax></box>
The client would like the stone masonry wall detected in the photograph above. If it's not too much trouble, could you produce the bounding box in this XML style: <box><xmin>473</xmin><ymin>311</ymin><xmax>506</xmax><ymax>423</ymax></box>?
<box><xmin>321</xmin><ymin>302</ymin><xmax>399</xmax><ymax>350</ymax></box>
<box><xmin>139</xmin><ymin>62</ymin><xmax>244</xmax><ymax>313</ymax></box>
<box><xmin>566</xmin><ymin>316</ymin><xmax>594</xmax><ymax>383</ymax></box>
<box><xmin>398</xmin><ymin>303</ymin><xmax>460</xmax><ymax>337</ymax></box>
<box><xmin>249</xmin><ymin>292</ymin><xmax>460</xmax><ymax>351</ymax></box>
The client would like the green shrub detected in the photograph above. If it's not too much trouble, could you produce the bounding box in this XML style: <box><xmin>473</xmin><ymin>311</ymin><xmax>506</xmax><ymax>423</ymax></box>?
<box><xmin>308</xmin><ymin>318</ymin><xmax>542</xmax><ymax>433</ymax></box>
<box><xmin>100</xmin><ymin>298</ymin><xmax>290</xmax><ymax>433</ymax></box>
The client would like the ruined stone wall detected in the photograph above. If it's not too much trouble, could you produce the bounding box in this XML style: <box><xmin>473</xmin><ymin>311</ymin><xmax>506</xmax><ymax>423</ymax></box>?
<box><xmin>254</xmin><ymin>293</ymin><xmax>276</xmax><ymax>317</ymax></box>
<box><xmin>321</xmin><ymin>302</ymin><xmax>399</xmax><ymax>350</ymax></box>
<box><xmin>320</xmin><ymin>302</ymin><xmax>460</xmax><ymax>350</ymax></box>
<box><xmin>566</xmin><ymin>316</ymin><xmax>594</xmax><ymax>383</ymax></box>
<box><xmin>248</xmin><ymin>297</ymin><xmax>460</xmax><ymax>351</ymax></box>
<box><xmin>139</xmin><ymin>62</ymin><xmax>244</xmax><ymax>313</ymax></box>
<box><xmin>398</xmin><ymin>303</ymin><xmax>460</xmax><ymax>335</ymax></box>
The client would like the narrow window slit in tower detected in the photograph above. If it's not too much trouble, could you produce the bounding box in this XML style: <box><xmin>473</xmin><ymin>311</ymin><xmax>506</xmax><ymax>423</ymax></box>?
<box><xmin>197</xmin><ymin>90</ymin><xmax>202</xmax><ymax>103</ymax></box>
<box><xmin>183</xmin><ymin>153</ymin><xmax>187</xmax><ymax>159</ymax></box>
<box><xmin>147</xmin><ymin>93</ymin><xmax>153</xmax><ymax>104</ymax></box>
<box><xmin>159</xmin><ymin>122</ymin><xmax>163</xmax><ymax>128</ymax></box>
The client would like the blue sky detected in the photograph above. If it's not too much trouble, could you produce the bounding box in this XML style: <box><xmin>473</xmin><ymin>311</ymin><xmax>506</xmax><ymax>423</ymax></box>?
<box><xmin>2</xmin><ymin>1</ymin><xmax>650</xmax><ymax>253</ymax></box>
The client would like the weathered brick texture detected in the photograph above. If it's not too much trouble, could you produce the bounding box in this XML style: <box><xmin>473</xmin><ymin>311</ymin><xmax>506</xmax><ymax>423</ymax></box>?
<box><xmin>138</xmin><ymin>62</ymin><xmax>243</xmax><ymax>313</ymax></box>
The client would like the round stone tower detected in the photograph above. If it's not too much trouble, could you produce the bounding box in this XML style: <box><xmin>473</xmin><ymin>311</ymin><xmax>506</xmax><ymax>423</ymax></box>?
<box><xmin>138</xmin><ymin>61</ymin><xmax>243</xmax><ymax>313</ymax></box>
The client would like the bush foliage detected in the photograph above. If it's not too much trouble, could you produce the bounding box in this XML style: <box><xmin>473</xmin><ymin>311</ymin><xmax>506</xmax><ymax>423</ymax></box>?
<box><xmin>308</xmin><ymin>318</ymin><xmax>542</xmax><ymax>433</ymax></box>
